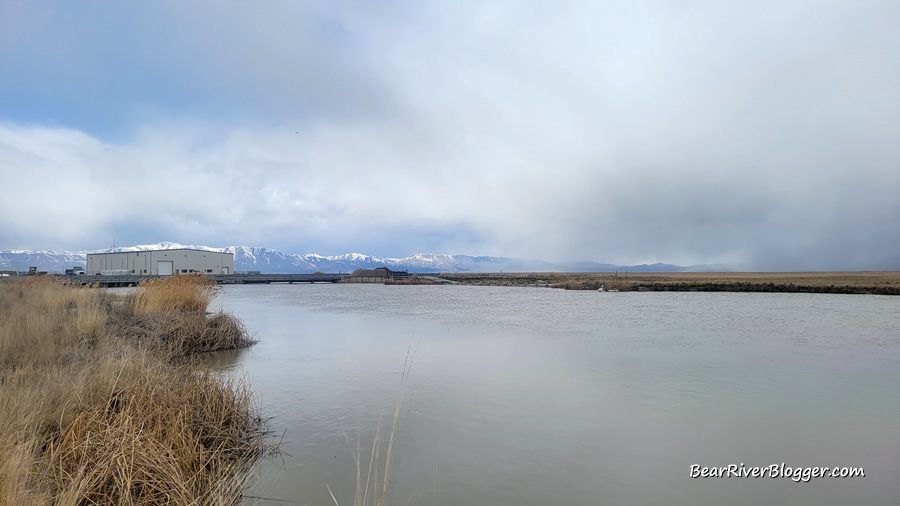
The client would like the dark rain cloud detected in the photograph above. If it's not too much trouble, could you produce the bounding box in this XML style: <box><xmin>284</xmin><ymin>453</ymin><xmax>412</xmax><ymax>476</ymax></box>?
<box><xmin>1</xmin><ymin>0</ymin><xmax>898</xmax><ymax>269</ymax></box>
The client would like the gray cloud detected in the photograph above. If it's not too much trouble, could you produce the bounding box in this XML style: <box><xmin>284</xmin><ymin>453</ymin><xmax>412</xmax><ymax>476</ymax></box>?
<box><xmin>1</xmin><ymin>0</ymin><xmax>898</xmax><ymax>269</ymax></box>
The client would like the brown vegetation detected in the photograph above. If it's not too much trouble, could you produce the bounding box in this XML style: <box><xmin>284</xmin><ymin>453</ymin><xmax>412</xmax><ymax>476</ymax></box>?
<box><xmin>434</xmin><ymin>273</ymin><xmax>554</xmax><ymax>288</ymax></box>
<box><xmin>130</xmin><ymin>273</ymin><xmax>217</xmax><ymax>313</ymax></box>
<box><xmin>112</xmin><ymin>274</ymin><xmax>255</xmax><ymax>356</ymax></box>
<box><xmin>439</xmin><ymin>271</ymin><xmax>900</xmax><ymax>295</ymax></box>
<box><xmin>0</xmin><ymin>274</ymin><xmax>265</xmax><ymax>505</ymax></box>
<box><xmin>383</xmin><ymin>274</ymin><xmax>445</xmax><ymax>285</ymax></box>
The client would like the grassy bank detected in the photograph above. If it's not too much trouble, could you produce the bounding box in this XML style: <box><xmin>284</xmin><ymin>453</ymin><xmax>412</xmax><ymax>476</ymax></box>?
<box><xmin>438</xmin><ymin>271</ymin><xmax>900</xmax><ymax>295</ymax></box>
<box><xmin>383</xmin><ymin>274</ymin><xmax>447</xmax><ymax>285</ymax></box>
<box><xmin>0</xmin><ymin>274</ymin><xmax>264</xmax><ymax>504</ymax></box>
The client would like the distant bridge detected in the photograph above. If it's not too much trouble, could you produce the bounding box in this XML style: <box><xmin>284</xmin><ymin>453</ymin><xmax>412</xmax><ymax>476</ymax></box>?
<box><xmin>58</xmin><ymin>273</ymin><xmax>346</xmax><ymax>287</ymax></box>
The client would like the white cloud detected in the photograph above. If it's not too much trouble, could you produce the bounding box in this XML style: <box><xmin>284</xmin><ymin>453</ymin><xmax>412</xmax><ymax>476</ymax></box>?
<box><xmin>1</xmin><ymin>1</ymin><xmax>898</xmax><ymax>268</ymax></box>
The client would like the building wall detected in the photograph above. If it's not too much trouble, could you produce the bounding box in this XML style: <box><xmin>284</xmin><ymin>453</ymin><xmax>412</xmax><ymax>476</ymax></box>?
<box><xmin>87</xmin><ymin>249</ymin><xmax>234</xmax><ymax>275</ymax></box>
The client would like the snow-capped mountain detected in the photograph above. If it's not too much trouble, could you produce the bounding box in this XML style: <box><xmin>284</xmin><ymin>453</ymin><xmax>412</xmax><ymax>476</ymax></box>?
<box><xmin>107</xmin><ymin>241</ymin><xmax>224</xmax><ymax>253</ymax></box>
<box><xmin>0</xmin><ymin>249</ymin><xmax>88</xmax><ymax>273</ymax></box>
<box><xmin>0</xmin><ymin>242</ymin><xmax>712</xmax><ymax>274</ymax></box>
<box><xmin>222</xmin><ymin>246</ymin><xmax>514</xmax><ymax>273</ymax></box>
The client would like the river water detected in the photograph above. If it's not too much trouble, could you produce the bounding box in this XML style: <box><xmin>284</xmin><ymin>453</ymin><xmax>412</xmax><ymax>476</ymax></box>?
<box><xmin>206</xmin><ymin>284</ymin><xmax>900</xmax><ymax>505</ymax></box>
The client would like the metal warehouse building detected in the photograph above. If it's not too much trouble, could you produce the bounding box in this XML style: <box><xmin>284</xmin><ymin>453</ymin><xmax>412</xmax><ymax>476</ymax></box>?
<box><xmin>87</xmin><ymin>249</ymin><xmax>234</xmax><ymax>276</ymax></box>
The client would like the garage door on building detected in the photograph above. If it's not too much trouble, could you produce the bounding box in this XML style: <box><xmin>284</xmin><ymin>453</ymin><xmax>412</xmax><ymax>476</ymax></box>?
<box><xmin>157</xmin><ymin>261</ymin><xmax>174</xmax><ymax>276</ymax></box>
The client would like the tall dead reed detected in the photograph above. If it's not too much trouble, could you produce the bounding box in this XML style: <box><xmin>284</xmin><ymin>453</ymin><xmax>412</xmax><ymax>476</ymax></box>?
<box><xmin>111</xmin><ymin>273</ymin><xmax>256</xmax><ymax>356</ymax></box>
<box><xmin>131</xmin><ymin>273</ymin><xmax>216</xmax><ymax>313</ymax></box>
<box><xmin>0</xmin><ymin>275</ymin><xmax>266</xmax><ymax>505</ymax></box>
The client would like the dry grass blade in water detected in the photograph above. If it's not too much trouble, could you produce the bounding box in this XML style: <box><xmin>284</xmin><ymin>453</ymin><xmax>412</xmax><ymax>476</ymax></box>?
<box><xmin>330</xmin><ymin>350</ymin><xmax>415</xmax><ymax>506</ymax></box>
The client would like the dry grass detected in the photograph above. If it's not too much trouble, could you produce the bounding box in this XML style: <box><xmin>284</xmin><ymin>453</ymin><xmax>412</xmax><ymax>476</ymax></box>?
<box><xmin>383</xmin><ymin>274</ymin><xmax>445</xmax><ymax>285</ymax></box>
<box><xmin>110</xmin><ymin>310</ymin><xmax>255</xmax><ymax>357</ymax></box>
<box><xmin>440</xmin><ymin>271</ymin><xmax>900</xmax><ymax>294</ymax></box>
<box><xmin>104</xmin><ymin>273</ymin><xmax>256</xmax><ymax>356</ymax></box>
<box><xmin>0</xmin><ymin>275</ymin><xmax>266</xmax><ymax>505</ymax></box>
<box><xmin>328</xmin><ymin>352</ymin><xmax>414</xmax><ymax>506</ymax></box>
<box><xmin>329</xmin><ymin>401</ymin><xmax>403</xmax><ymax>506</ymax></box>
<box><xmin>131</xmin><ymin>273</ymin><xmax>217</xmax><ymax>313</ymax></box>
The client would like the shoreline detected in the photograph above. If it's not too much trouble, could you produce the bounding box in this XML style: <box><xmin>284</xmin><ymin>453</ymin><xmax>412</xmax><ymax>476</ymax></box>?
<box><xmin>434</xmin><ymin>271</ymin><xmax>900</xmax><ymax>295</ymax></box>
<box><xmin>10</xmin><ymin>270</ymin><xmax>897</xmax><ymax>295</ymax></box>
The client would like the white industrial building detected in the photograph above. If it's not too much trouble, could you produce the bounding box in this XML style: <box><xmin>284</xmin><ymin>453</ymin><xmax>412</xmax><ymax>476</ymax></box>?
<box><xmin>86</xmin><ymin>249</ymin><xmax>234</xmax><ymax>276</ymax></box>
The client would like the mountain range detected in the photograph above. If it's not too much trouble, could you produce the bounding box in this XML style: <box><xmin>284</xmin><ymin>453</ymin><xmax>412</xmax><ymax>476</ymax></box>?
<box><xmin>0</xmin><ymin>242</ymin><xmax>727</xmax><ymax>274</ymax></box>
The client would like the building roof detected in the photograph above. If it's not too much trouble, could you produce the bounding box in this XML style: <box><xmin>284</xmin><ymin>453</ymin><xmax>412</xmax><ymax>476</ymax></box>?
<box><xmin>87</xmin><ymin>248</ymin><xmax>232</xmax><ymax>256</ymax></box>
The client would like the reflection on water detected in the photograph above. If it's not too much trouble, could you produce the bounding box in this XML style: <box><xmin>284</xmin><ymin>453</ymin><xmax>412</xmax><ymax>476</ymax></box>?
<box><xmin>206</xmin><ymin>285</ymin><xmax>900</xmax><ymax>505</ymax></box>
<box><xmin>195</xmin><ymin>346</ymin><xmax>250</xmax><ymax>373</ymax></box>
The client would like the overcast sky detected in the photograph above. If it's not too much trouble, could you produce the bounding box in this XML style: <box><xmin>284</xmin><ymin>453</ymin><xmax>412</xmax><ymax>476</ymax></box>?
<box><xmin>1</xmin><ymin>0</ymin><xmax>898</xmax><ymax>269</ymax></box>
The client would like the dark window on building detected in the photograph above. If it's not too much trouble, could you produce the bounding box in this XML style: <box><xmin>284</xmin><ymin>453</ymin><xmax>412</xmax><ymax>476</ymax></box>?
<box><xmin>143</xmin><ymin>269</ymin><xmax>147</xmax><ymax>273</ymax></box>
<box><xmin>181</xmin><ymin>269</ymin><xmax>187</xmax><ymax>273</ymax></box>
<box><xmin>131</xmin><ymin>270</ymin><xmax>135</xmax><ymax>273</ymax></box>
<box><xmin>206</xmin><ymin>269</ymin><xmax>213</xmax><ymax>273</ymax></box>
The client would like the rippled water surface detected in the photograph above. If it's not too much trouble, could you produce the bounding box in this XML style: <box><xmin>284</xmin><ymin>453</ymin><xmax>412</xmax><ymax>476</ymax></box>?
<box><xmin>207</xmin><ymin>284</ymin><xmax>900</xmax><ymax>505</ymax></box>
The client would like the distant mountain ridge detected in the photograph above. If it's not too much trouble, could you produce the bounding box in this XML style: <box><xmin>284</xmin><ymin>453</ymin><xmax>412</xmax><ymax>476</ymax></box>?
<box><xmin>0</xmin><ymin>242</ymin><xmax>726</xmax><ymax>274</ymax></box>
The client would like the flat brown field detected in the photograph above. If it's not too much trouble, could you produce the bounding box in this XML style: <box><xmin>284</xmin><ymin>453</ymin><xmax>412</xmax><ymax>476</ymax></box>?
<box><xmin>438</xmin><ymin>271</ymin><xmax>900</xmax><ymax>294</ymax></box>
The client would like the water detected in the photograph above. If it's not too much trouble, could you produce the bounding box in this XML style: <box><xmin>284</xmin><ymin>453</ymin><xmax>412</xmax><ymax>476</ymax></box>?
<box><xmin>206</xmin><ymin>284</ymin><xmax>900</xmax><ymax>505</ymax></box>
